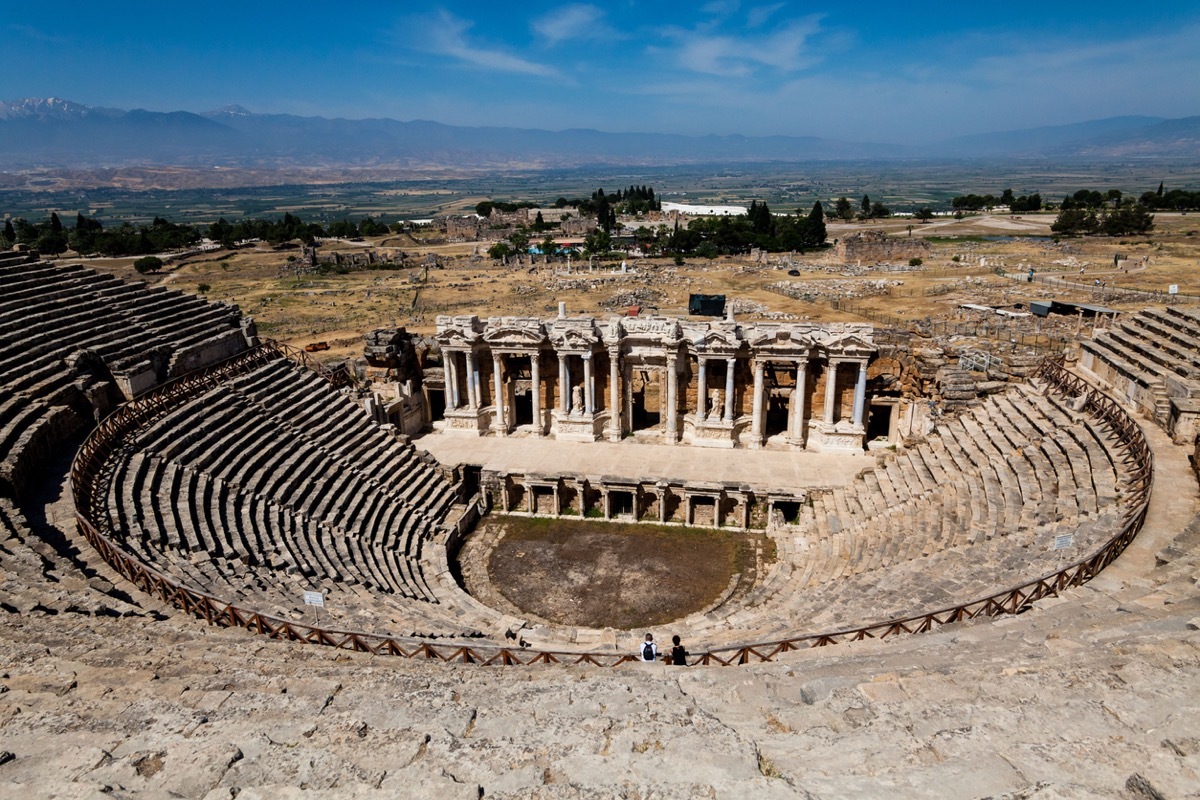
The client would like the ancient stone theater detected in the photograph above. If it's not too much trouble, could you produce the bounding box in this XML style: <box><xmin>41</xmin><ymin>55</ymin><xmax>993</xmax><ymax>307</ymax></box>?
<box><xmin>1</xmin><ymin>251</ymin><xmax>1197</xmax><ymax>798</ymax></box>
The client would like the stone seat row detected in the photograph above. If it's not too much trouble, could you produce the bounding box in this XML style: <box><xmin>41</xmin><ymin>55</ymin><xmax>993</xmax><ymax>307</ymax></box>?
<box><xmin>578</xmin><ymin>382</ymin><xmax>1134</xmax><ymax>650</ymax></box>
<box><xmin>1079</xmin><ymin>338</ymin><xmax>1172</xmax><ymax>398</ymax></box>
<box><xmin>0</xmin><ymin>394</ymin><xmax>85</xmax><ymax>500</ymax></box>
<box><xmin>0</xmin><ymin>266</ymin><xmax>237</xmax><ymax>352</ymax></box>
<box><xmin>710</xmin><ymin>509</ymin><xmax>1125</xmax><ymax>645</ymax></box>
<box><xmin>795</xmin><ymin>384</ymin><xmax>1121</xmax><ymax>548</ymax></box>
<box><xmin>624</xmin><ymin>487</ymin><xmax>1128</xmax><ymax>650</ymax></box>
<box><xmin>1081</xmin><ymin>306</ymin><xmax>1200</xmax><ymax>392</ymax></box>
<box><xmin>109</xmin><ymin>515</ymin><xmax>480</xmax><ymax>637</ymax></box>
<box><xmin>112</xmin><ymin>455</ymin><xmax>432</xmax><ymax>606</ymax></box>
<box><xmin>1111</xmin><ymin>316</ymin><xmax>1200</xmax><ymax>378</ymax></box>
<box><xmin>0</xmin><ymin>263</ymin><xmax>248</xmax><ymax>395</ymax></box>
<box><xmin>95</xmin><ymin>356</ymin><xmax>495</xmax><ymax>637</ymax></box>
<box><xmin>133</xmin><ymin>370</ymin><xmax>453</xmax><ymax>526</ymax></box>
<box><xmin>223</xmin><ymin>360</ymin><xmax>456</xmax><ymax>518</ymax></box>
<box><xmin>118</xmin><ymin>405</ymin><xmax>440</xmax><ymax>596</ymax></box>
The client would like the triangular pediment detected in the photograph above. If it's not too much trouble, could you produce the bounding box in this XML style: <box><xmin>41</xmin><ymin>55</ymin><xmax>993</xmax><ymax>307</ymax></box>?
<box><xmin>550</xmin><ymin>328</ymin><xmax>599</xmax><ymax>349</ymax></box>
<box><xmin>819</xmin><ymin>332</ymin><xmax>876</xmax><ymax>355</ymax></box>
<box><xmin>748</xmin><ymin>329</ymin><xmax>816</xmax><ymax>350</ymax></box>
<box><xmin>484</xmin><ymin>326</ymin><xmax>547</xmax><ymax>346</ymax></box>
<box><xmin>702</xmin><ymin>329</ymin><xmax>738</xmax><ymax>347</ymax></box>
<box><xmin>693</xmin><ymin>328</ymin><xmax>742</xmax><ymax>354</ymax></box>
<box><xmin>436</xmin><ymin>329</ymin><xmax>477</xmax><ymax>346</ymax></box>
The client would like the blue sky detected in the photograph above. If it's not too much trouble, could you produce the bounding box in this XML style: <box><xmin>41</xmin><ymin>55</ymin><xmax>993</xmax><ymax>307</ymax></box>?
<box><xmin>3</xmin><ymin>1</ymin><xmax>1198</xmax><ymax>143</ymax></box>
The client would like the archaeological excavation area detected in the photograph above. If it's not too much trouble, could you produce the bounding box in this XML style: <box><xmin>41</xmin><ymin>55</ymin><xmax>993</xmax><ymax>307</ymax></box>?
<box><xmin>1</xmin><ymin>249</ymin><xmax>1198</xmax><ymax>798</ymax></box>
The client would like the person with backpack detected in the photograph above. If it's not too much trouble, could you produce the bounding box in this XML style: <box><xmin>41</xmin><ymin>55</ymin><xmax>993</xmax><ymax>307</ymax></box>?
<box><xmin>669</xmin><ymin>634</ymin><xmax>688</xmax><ymax>666</ymax></box>
<box><xmin>639</xmin><ymin>633</ymin><xmax>658</xmax><ymax>662</ymax></box>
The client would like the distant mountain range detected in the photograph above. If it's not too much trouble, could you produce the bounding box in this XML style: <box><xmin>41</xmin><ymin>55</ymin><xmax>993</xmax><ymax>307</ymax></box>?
<box><xmin>1</xmin><ymin>97</ymin><xmax>1198</xmax><ymax>172</ymax></box>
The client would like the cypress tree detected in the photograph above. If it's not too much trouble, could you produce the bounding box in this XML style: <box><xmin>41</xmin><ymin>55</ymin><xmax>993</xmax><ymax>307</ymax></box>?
<box><xmin>808</xmin><ymin>201</ymin><xmax>827</xmax><ymax>245</ymax></box>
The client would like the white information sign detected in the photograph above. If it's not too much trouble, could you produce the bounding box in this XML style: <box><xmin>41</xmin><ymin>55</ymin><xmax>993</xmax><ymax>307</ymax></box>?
<box><xmin>1169</xmin><ymin>284</ymin><xmax>1179</xmax><ymax>295</ymax></box>
<box><xmin>303</xmin><ymin>591</ymin><xmax>325</xmax><ymax>607</ymax></box>
<box><xmin>1053</xmin><ymin>534</ymin><xmax>1074</xmax><ymax>551</ymax></box>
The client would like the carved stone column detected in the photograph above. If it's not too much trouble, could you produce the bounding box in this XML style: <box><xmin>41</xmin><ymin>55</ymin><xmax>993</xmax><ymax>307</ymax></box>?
<box><xmin>492</xmin><ymin>352</ymin><xmax>506</xmax><ymax>435</ymax></box>
<box><xmin>852</xmin><ymin>360</ymin><xmax>868</xmax><ymax>428</ymax></box>
<box><xmin>696</xmin><ymin>357</ymin><xmax>708</xmax><ymax>417</ymax></box>
<box><xmin>750</xmin><ymin>359</ymin><xmax>765</xmax><ymax>446</ymax></box>
<box><xmin>790</xmin><ymin>358</ymin><xmax>808</xmax><ymax>443</ymax></box>
<box><xmin>558</xmin><ymin>353</ymin><xmax>569</xmax><ymax>413</ymax></box>
<box><xmin>530</xmin><ymin>352</ymin><xmax>542</xmax><ymax>436</ymax></box>
<box><xmin>665</xmin><ymin>352</ymin><xmax>679</xmax><ymax>444</ymax></box>
<box><xmin>472</xmin><ymin>353</ymin><xmax>482</xmax><ymax>410</ymax></box>
<box><xmin>607</xmin><ymin>348</ymin><xmax>621</xmax><ymax>441</ymax></box>
<box><xmin>724</xmin><ymin>357</ymin><xmax>735</xmax><ymax>422</ymax></box>
<box><xmin>824</xmin><ymin>359</ymin><xmax>839</xmax><ymax>425</ymax></box>
<box><xmin>465</xmin><ymin>350</ymin><xmax>478</xmax><ymax>409</ymax></box>
<box><xmin>583</xmin><ymin>353</ymin><xmax>594</xmax><ymax>414</ymax></box>
<box><xmin>445</xmin><ymin>351</ymin><xmax>459</xmax><ymax>409</ymax></box>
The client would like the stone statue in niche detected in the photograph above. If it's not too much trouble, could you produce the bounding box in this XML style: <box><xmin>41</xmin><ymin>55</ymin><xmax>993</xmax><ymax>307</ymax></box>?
<box><xmin>708</xmin><ymin>388</ymin><xmax>723</xmax><ymax>421</ymax></box>
<box><xmin>571</xmin><ymin>384</ymin><xmax>584</xmax><ymax>415</ymax></box>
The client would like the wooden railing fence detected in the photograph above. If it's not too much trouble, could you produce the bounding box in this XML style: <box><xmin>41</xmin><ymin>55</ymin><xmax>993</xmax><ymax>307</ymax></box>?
<box><xmin>71</xmin><ymin>352</ymin><xmax>1152</xmax><ymax>667</ymax></box>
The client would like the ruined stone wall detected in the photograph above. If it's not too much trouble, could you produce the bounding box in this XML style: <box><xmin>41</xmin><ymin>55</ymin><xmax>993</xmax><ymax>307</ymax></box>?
<box><xmin>835</xmin><ymin>230</ymin><xmax>931</xmax><ymax>264</ymax></box>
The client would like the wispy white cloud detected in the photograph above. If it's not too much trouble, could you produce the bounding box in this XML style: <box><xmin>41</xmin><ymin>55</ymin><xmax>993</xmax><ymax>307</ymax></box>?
<box><xmin>6</xmin><ymin>23</ymin><xmax>67</xmax><ymax>45</ymax></box>
<box><xmin>746</xmin><ymin>3</ymin><xmax>785</xmax><ymax>29</ymax></box>
<box><xmin>665</xmin><ymin>16</ymin><xmax>824</xmax><ymax>77</ymax></box>
<box><xmin>531</xmin><ymin>4</ymin><xmax>619</xmax><ymax>46</ymax></box>
<box><xmin>623</xmin><ymin>17</ymin><xmax>1200</xmax><ymax>140</ymax></box>
<box><xmin>701</xmin><ymin>0</ymin><xmax>740</xmax><ymax>17</ymax></box>
<box><xmin>403</xmin><ymin>10</ymin><xmax>560</xmax><ymax>78</ymax></box>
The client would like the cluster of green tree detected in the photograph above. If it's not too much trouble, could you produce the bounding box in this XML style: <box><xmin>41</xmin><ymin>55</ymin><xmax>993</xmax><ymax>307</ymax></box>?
<box><xmin>208</xmin><ymin>212</ymin><xmax>327</xmax><ymax>246</ymax></box>
<box><xmin>486</xmin><ymin>227</ymin><xmax>568</xmax><ymax>261</ymax></box>
<box><xmin>1137</xmin><ymin>183</ymin><xmax>1200</xmax><ymax>211</ymax></box>
<box><xmin>475</xmin><ymin>200</ymin><xmax>539</xmax><ymax>218</ymax></box>
<box><xmin>531</xmin><ymin>210</ymin><xmax>566</xmax><ymax>233</ymax></box>
<box><xmin>611</xmin><ymin>185</ymin><xmax>660</xmax><ymax>215</ymax></box>
<box><xmin>325</xmin><ymin>215</ymin><xmax>389</xmax><ymax>239</ymax></box>
<box><xmin>1051</xmin><ymin>201</ymin><xmax>1155</xmax><ymax>236</ymax></box>
<box><xmin>2</xmin><ymin>213</ymin><xmax>73</xmax><ymax>254</ymax></box>
<box><xmin>1</xmin><ymin>209</ymin><xmax>407</xmax><ymax>258</ymax></box>
<box><xmin>951</xmin><ymin>189</ymin><xmax>1042</xmax><ymax>212</ymax></box>
<box><xmin>1058</xmin><ymin>189</ymin><xmax>1126</xmax><ymax>210</ymax></box>
<box><xmin>573</xmin><ymin>187</ymin><xmax>662</xmax><ymax>231</ymax></box>
<box><xmin>831</xmin><ymin>196</ymin><xmax>889</xmax><ymax>221</ymax></box>
<box><xmin>133</xmin><ymin>256</ymin><xmax>164</xmax><ymax>274</ymax></box>
<box><xmin>2</xmin><ymin>212</ymin><xmax>201</xmax><ymax>257</ymax></box>
<box><xmin>669</xmin><ymin>201</ymin><xmax>827</xmax><ymax>256</ymax></box>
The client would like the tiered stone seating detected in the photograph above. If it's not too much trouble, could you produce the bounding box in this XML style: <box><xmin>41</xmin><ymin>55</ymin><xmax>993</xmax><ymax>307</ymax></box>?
<box><xmin>0</xmin><ymin>260</ymin><xmax>255</xmax><ymax>501</ymax></box>
<box><xmin>561</xmin><ymin>381</ymin><xmax>1137</xmax><ymax>651</ymax></box>
<box><xmin>100</xmin><ymin>355</ymin><xmax>493</xmax><ymax>637</ymax></box>
<box><xmin>1079</xmin><ymin>306</ymin><xmax>1200</xmax><ymax>427</ymax></box>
